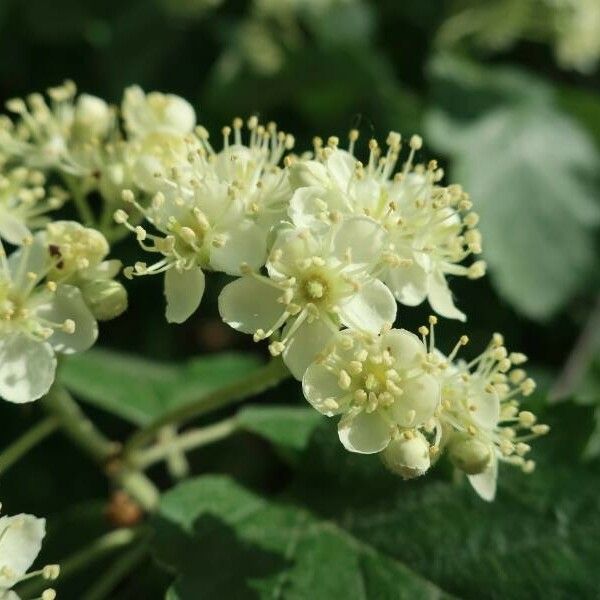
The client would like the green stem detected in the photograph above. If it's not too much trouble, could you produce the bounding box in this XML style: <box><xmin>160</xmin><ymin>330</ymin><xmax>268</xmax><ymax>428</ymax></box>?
<box><xmin>17</xmin><ymin>528</ymin><xmax>141</xmax><ymax>599</ymax></box>
<box><xmin>64</xmin><ymin>175</ymin><xmax>95</xmax><ymax>227</ymax></box>
<box><xmin>124</xmin><ymin>357</ymin><xmax>290</xmax><ymax>455</ymax></box>
<box><xmin>81</xmin><ymin>542</ymin><xmax>148</xmax><ymax>600</ymax></box>
<box><xmin>42</xmin><ymin>384</ymin><xmax>159</xmax><ymax>510</ymax></box>
<box><xmin>42</xmin><ymin>384</ymin><xmax>117</xmax><ymax>462</ymax></box>
<box><xmin>0</xmin><ymin>416</ymin><xmax>59</xmax><ymax>477</ymax></box>
<box><xmin>131</xmin><ymin>418</ymin><xmax>237</xmax><ymax>470</ymax></box>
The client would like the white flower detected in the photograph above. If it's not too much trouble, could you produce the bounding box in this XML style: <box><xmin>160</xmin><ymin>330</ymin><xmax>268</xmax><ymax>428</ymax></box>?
<box><xmin>219</xmin><ymin>219</ymin><xmax>397</xmax><ymax>378</ymax></box>
<box><xmin>41</xmin><ymin>221</ymin><xmax>127</xmax><ymax>321</ymax></box>
<box><xmin>0</xmin><ymin>167</ymin><xmax>66</xmax><ymax>246</ymax></box>
<box><xmin>117</xmin><ymin>118</ymin><xmax>293</xmax><ymax>324</ymax></box>
<box><xmin>121</xmin><ymin>86</ymin><xmax>196</xmax><ymax>140</ymax></box>
<box><xmin>288</xmin><ymin>132</ymin><xmax>486</xmax><ymax>321</ymax></box>
<box><xmin>435</xmin><ymin>330</ymin><xmax>548</xmax><ymax>501</ymax></box>
<box><xmin>1</xmin><ymin>81</ymin><xmax>115</xmax><ymax>176</ymax></box>
<box><xmin>0</xmin><ymin>506</ymin><xmax>58</xmax><ymax>600</ymax></box>
<box><xmin>302</xmin><ymin>328</ymin><xmax>440</xmax><ymax>458</ymax></box>
<box><xmin>0</xmin><ymin>233</ymin><xmax>99</xmax><ymax>403</ymax></box>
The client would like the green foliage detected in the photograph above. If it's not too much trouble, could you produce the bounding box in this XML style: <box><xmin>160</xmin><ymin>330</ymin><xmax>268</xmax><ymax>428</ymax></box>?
<box><xmin>426</xmin><ymin>55</ymin><xmax>600</xmax><ymax>320</ymax></box>
<box><xmin>59</xmin><ymin>349</ymin><xmax>261</xmax><ymax>425</ymax></box>
<box><xmin>152</xmin><ymin>475</ymin><xmax>452</xmax><ymax>599</ymax></box>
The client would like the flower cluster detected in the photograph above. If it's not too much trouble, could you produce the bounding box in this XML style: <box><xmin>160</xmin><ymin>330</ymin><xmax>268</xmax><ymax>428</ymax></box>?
<box><xmin>0</xmin><ymin>504</ymin><xmax>58</xmax><ymax>600</ymax></box>
<box><xmin>0</xmin><ymin>82</ymin><xmax>546</xmax><ymax>500</ymax></box>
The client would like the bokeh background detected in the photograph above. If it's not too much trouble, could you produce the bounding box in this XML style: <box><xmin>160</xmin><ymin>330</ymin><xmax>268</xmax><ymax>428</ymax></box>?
<box><xmin>1</xmin><ymin>0</ymin><xmax>599</xmax><ymax>598</ymax></box>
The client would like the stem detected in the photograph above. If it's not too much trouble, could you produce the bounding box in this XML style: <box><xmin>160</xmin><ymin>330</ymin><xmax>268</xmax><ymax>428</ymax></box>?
<box><xmin>81</xmin><ymin>542</ymin><xmax>148</xmax><ymax>600</ymax></box>
<box><xmin>64</xmin><ymin>175</ymin><xmax>95</xmax><ymax>227</ymax></box>
<box><xmin>123</xmin><ymin>357</ymin><xmax>290</xmax><ymax>455</ymax></box>
<box><xmin>17</xmin><ymin>529</ymin><xmax>141</xmax><ymax>599</ymax></box>
<box><xmin>0</xmin><ymin>416</ymin><xmax>59</xmax><ymax>477</ymax></box>
<box><xmin>131</xmin><ymin>418</ymin><xmax>237</xmax><ymax>470</ymax></box>
<box><xmin>42</xmin><ymin>384</ymin><xmax>117</xmax><ymax>463</ymax></box>
<box><xmin>42</xmin><ymin>384</ymin><xmax>160</xmax><ymax>510</ymax></box>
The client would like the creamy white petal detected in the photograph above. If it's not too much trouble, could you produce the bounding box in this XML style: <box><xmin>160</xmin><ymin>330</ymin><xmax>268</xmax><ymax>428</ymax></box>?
<box><xmin>288</xmin><ymin>186</ymin><xmax>328</xmax><ymax>230</ymax></box>
<box><xmin>210</xmin><ymin>223</ymin><xmax>266</xmax><ymax>275</ymax></box>
<box><xmin>37</xmin><ymin>284</ymin><xmax>98</xmax><ymax>353</ymax></box>
<box><xmin>0</xmin><ymin>211</ymin><xmax>31</xmax><ymax>246</ymax></box>
<box><xmin>0</xmin><ymin>514</ymin><xmax>45</xmax><ymax>588</ymax></box>
<box><xmin>326</xmin><ymin>150</ymin><xmax>355</xmax><ymax>191</ymax></box>
<box><xmin>338</xmin><ymin>279</ymin><xmax>397</xmax><ymax>334</ymax></box>
<box><xmin>386</xmin><ymin>261</ymin><xmax>428</xmax><ymax>307</ymax></box>
<box><xmin>390</xmin><ymin>373</ymin><xmax>440</xmax><ymax>427</ymax></box>
<box><xmin>302</xmin><ymin>363</ymin><xmax>347</xmax><ymax>416</ymax></box>
<box><xmin>332</xmin><ymin>217</ymin><xmax>385</xmax><ymax>264</ymax></box>
<box><xmin>338</xmin><ymin>410</ymin><xmax>391</xmax><ymax>454</ymax></box>
<box><xmin>382</xmin><ymin>329</ymin><xmax>425</xmax><ymax>367</ymax></box>
<box><xmin>282</xmin><ymin>318</ymin><xmax>334</xmax><ymax>380</ymax></box>
<box><xmin>164</xmin><ymin>266</ymin><xmax>205</xmax><ymax>324</ymax></box>
<box><xmin>288</xmin><ymin>160</ymin><xmax>329</xmax><ymax>189</ymax></box>
<box><xmin>468</xmin><ymin>455</ymin><xmax>498</xmax><ymax>502</ymax></box>
<box><xmin>0</xmin><ymin>334</ymin><xmax>56</xmax><ymax>404</ymax></box>
<box><xmin>427</xmin><ymin>270</ymin><xmax>466</xmax><ymax>322</ymax></box>
<box><xmin>218</xmin><ymin>276</ymin><xmax>284</xmax><ymax>334</ymax></box>
<box><xmin>471</xmin><ymin>388</ymin><xmax>501</xmax><ymax>430</ymax></box>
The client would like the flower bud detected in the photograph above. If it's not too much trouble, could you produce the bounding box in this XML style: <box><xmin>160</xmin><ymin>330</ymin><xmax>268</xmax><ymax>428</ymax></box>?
<box><xmin>74</xmin><ymin>94</ymin><xmax>112</xmax><ymax>139</ymax></box>
<box><xmin>380</xmin><ymin>432</ymin><xmax>431</xmax><ymax>479</ymax></box>
<box><xmin>448</xmin><ymin>434</ymin><xmax>491</xmax><ymax>475</ymax></box>
<box><xmin>81</xmin><ymin>279</ymin><xmax>128</xmax><ymax>321</ymax></box>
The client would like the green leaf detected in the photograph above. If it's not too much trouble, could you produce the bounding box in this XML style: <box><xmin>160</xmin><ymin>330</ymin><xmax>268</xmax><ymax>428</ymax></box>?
<box><xmin>288</xmin><ymin>403</ymin><xmax>600</xmax><ymax>600</ymax></box>
<box><xmin>236</xmin><ymin>406</ymin><xmax>322</xmax><ymax>452</ymax></box>
<box><xmin>59</xmin><ymin>349</ymin><xmax>262</xmax><ymax>425</ymax></box>
<box><xmin>426</xmin><ymin>56</ymin><xmax>600</xmax><ymax>320</ymax></box>
<box><xmin>151</xmin><ymin>475</ymin><xmax>454</xmax><ymax>599</ymax></box>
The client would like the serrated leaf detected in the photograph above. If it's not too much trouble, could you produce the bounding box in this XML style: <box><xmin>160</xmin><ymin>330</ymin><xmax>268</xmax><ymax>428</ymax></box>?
<box><xmin>426</xmin><ymin>57</ymin><xmax>600</xmax><ymax>320</ymax></box>
<box><xmin>59</xmin><ymin>349</ymin><xmax>262</xmax><ymax>425</ymax></box>
<box><xmin>288</xmin><ymin>403</ymin><xmax>600</xmax><ymax>600</ymax></box>
<box><xmin>152</xmin><ymin>475</ymin><xmax>454</xmax><ymax>600</ymax></box>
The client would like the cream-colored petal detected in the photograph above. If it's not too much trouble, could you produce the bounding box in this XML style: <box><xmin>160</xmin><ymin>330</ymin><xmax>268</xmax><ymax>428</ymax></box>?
<box><xmin>218</xmin><ymin>276</ymin><xmax>284</xmax><ymax>334</ymax></box>
<box><xmin>468</xmin><ymin>456</ymin><xmax>498</xmax><ymax>501</ymax></box>
<box><xmin>427</xmin><ymin>270</ymin><xmax>466</xmax><ymax>322</ymax></box>
<box><xmin>338</xmin><ymin>279</ymin><xmax>396</xmax><ymax>334</ymax></box>
<box><xmin>302</xmin><ymin>363</ymin><xmax>347</xmax><ymax>416</ymax></box>
<box><xmin>0</xmin><ymin>334</ymin><xmax>55</xmax><ymax>404</ymax></box>
<box><xmin>0</xmin><ymin>514</ymin><xmax>45</xmax><ymax>588</ymax></box>
<box><xmin>164</xmin><ymin>266</ymin><xmax>205</xmax><ymax>324</ymax></box>
<box><xmin>333</xmin><ymin>217</ymin><xmax>386</xmax><ymax>264</ymax></box>
<box><xmin>382</xmin><ymin>329</ymin><xmax>425</xmax><ymax>368</ymax></box>
<box><xmin>338</xmin><ymin>409</ymin><xmax>391</xmax><ymax>454</ymax></box>
<box><xmin>210</xmin><ymin>223</ymin><xmax>266</xmax><ymax>275</ymax></box>
<box><xmin>282</xmin><ymin>318</ymin><xmax>334</xmax><ymax>380</ymax></box>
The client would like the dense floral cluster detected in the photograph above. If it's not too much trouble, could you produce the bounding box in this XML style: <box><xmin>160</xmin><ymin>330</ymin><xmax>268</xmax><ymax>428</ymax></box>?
<box><xmin>0</xmin><ymin>82</ymin><xmax>547</xmax><ymax>503</ymax></box>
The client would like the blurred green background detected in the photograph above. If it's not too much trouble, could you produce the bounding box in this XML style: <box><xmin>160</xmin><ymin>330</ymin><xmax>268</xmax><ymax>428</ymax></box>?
<box><xmin>1</xmin><ymin>0</ymin><xmax>599</xmax><ymax>598</ymax></box>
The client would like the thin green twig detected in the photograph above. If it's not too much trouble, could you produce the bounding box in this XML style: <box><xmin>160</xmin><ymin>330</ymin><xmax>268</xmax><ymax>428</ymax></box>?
<box><xmin>0</xmin><ymin>416</ymin><xmax>60</xmax><ymax>477</ymax></box>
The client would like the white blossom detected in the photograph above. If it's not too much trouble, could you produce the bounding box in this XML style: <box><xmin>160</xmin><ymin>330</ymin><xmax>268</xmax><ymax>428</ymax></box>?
<box><xmin>219</xmin><ymin>219</ymin><xmax>397</xmax><ymax>378</ymax></box>
<box><xmin>0</xmin><ymin>166</ymin><xmax>66</xmax><ymax>246</ymax></box>
<box><xmin>116</xmin><ymin>118</ymin><xmax>293</xmax><ymax>324</ymax></box>
<box><xmin>0</xmin><ymin>505</ymin><xmax>58</xmax><ymax>600</ymax></box>
<box><xmin>288</xmin><ymin>132</ymin><xmax>485</xmax><ymax>321</ymax></box>
<box><xmin>302</xmin><ymin>327</ymin><xmax>440</xmax><ymax>461</ymax></box>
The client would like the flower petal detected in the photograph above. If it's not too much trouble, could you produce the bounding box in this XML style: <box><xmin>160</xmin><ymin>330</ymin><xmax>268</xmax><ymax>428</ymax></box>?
<box><xmin>385</xmin><ymin>260</ymin><xmax>428</xmax><ymax>307</ymax></box>
<box><xmin>338</xmin><ymin>410</ymin><xmax>391</xmax><ymax>454</ymax></box>
<box><xmin>471</xmin><ymin>388</ymin><xmax>501</xmax><ymax>430</ymax></box>
<box><xmin>0</xmin><ymin>333</ymin><xmax>56</xmax><ymax>404</ymax></box>
<box><xmin>427</xmin><ymin>270</ymin><xmax>466</xmax><ymax>322</ymax></box>
<box><xmin>0</xmin><ymin>514</ymin><xmax>45</xmax><ymax>588</ymax></box>
<box><xmin>468</xmin><ymin>455</ymin><xmax>498</xmax><ymax>501</ymax></box>
<box><xmin>326</xmin><ymin>150</ymin><xmax>355</xmax><ymax>190</ymax></box>
<box><xmin>37</xmin><ymin>284</ymin><xmax>98</xmax><ymax>353</ymax></box>
<box><xmin>333</xmin><ymin>217</ymin><xmax>386</xmax><ymax>264</ymax></box>
<box><xmin>218</xmin><ymin>276</ymin><xmax>284</xmax><ymax>334</ymax></box>
<box><xmin>282</xmin><ymin>317</ymin><xmax>334</xmax><ymax>380</ymax></box>
<box><xmin>302</xmin><ymin>362</ymin><xmax>347</xmax><ymax>416</ymax></box>
<box><xmin>390</xmin><ymin>373</ymin><xmax>440</xmax><ymax>427</ymax></box>
<box><xmin>210</xmin><ymin>223</ymin><xmax>267</xmax><ymax>275</ymax></box>
<box><xmin>164</xmin><ymin>266</ymin><xmax>205</xmax><ymax>324</ymax></box>
<box><xmin>382</xmin><ymin>328</ymin><xmax>425</xmax><ymax>368</ymax></box>
<box><xmin>0</xmin><ymin>210</ymin><xmax>31</xmax><ymax>246</ymax></box>
<box><xmin>338</xmin><ymin>279</ymin><xmax>397</xmax><ymax>334</ymax></box>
